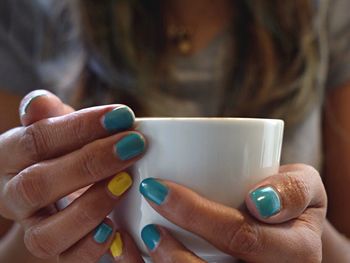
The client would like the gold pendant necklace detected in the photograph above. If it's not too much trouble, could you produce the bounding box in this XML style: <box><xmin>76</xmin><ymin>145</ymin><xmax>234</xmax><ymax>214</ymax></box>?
<box><xmin>166</xmin><ymin>25</ymin><xmax>194</xmax><ymax>55</ymax></box>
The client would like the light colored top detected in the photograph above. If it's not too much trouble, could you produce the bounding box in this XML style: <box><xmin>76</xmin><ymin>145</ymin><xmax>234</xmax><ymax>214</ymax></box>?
<box><xmin>1</xmin><ymin>0</ymin><xmax>350</xmax><ymax>172</ymax></box>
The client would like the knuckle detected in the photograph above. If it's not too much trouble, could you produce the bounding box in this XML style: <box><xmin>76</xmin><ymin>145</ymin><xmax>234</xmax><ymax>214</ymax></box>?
<box><xmin>170</xmin><ymin>193</ymin><xmax>203</xmax><ymax>228</ymax></box>
<box><xmin>284</xmin><ymin>173</ymin><xmax>310</xmax><ymax>207</ymax></box>
<box><xmin>21</xmin><ymin>124</ymin><xmax>49</xmax><ymax>162</ymax></box>
<box><xmin>73</xmin><ymin>204</ymin><xmax>100</xmax><ymax>227</ymax></box>
<box><xmin>226</xmin><ymin>220</ymin><xmax>262</xmax><ymax>257</ymax></box>
<box><xmin>70</xmin><ymin>194</ymin><xmax>112</xmax><ymax>229</ymax></box>
<box><xmin>297</xmin><ymin>164</ymin><xmax>320</xmax><ymax>180</ymax></box>
<box><xmin>79</xmin><ymin>146</ymin><xmax>104</xmax><ymax>182</ymax></box>
<box><xmin>303</xmin><ymin>165</ymin><xmax>327</xmax><ymax>207</ymax></box>
<box><xmin>24</xmin><ymin>226</ymin><xmax>58</xmax><ymax>258</ymax></box>
<box><xmin>10</xmin><ymin>168</ymin><xmax>48</xmax><ymax>212</ymax></box>
<box><xmin>68</xmin><ymin>113</ymin><xmax>89</xmax><ymax>145</ymax></box>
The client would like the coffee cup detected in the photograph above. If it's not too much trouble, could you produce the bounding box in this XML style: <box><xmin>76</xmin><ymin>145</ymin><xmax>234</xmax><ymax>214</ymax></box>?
<box><xmin>114</xmin><ymin>118</ymin><xmax>284</xmax><ymax>263</ymax></box>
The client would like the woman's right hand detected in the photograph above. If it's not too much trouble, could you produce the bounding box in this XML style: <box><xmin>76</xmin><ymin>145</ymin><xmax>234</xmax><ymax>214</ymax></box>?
<box><xmin>0</xmin><ymin>90</ymin><xmax>146</xmax><ymax>262</ymax></box>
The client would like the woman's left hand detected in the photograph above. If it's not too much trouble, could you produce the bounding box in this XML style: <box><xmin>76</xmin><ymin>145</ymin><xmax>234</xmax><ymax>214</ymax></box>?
<box><xmin>113</xmin><ymin>164</ymin><xmax>327</xmax><ymax>263</ymax></box>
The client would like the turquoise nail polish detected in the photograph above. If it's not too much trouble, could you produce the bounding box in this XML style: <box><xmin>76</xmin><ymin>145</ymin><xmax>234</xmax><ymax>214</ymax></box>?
<box><xmin>139</xmin><ymin>178</ymin><xmax>168</xmax><ymax>205</ymax></box>
<box><xmin>115</xmin><ymin>133</ymin><xmax>145</xmax><ymax>161</ymax></box>
<box><xmin>250</xmin><ymin>186</ymin><xmax>281</xmax><ymax>218</ymax></box>
<box><xmin>103</xmin><ymin>106</ymin><xmax>135</xmax><ymax>132</ymax></box>
<box><xmin>94</xmin><ymin>223</ymin><xmax>113</xmax><ymax>244</ymax></box>
<box><xmin>98</xmin><ymin>254</ymin><xmax>114</xmax><ymax>263</ymax></box>
<box><xmin>141</xmin><ymin>224</ymin><xmax>161</xmax><ymax>251</ymax></box>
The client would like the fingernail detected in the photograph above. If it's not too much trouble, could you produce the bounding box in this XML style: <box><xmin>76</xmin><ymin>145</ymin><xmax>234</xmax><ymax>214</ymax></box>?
<box><xmin>98</xmin><ymin>254</ymin><xmax>114</xmax><ymax>263</ymax></box>
<box><xmin>250</xmin><ymin>186</ymin><xmax>281</xmax><ymax>218</ymax></box>
<box><xmin>141</xmin><ymin>224</ymin><xmax>160</xmax><ymax>251</ymax></box>
<box><xmin>94</xmin><ymin>223</ymin><xmax>113</xmax><ymax>244</ymax></box>
<box><xmin>110</xmin><ymin>232</ymin><xmax>123</xmax><ymax>258</ymax></box>
<box><xmin>115</xmin><ymin>133</ymin><xmax>145</xmax><ymax>161</ymax></box>
<box><xmin>108</xmin><ymin>172</ymin><xmax>132</xmax><ymax>197</ymax></box>
<box><xmin>20</xmin><ymin>90</ymin><xmax>49</xmax><ymax>116</ymax></box>
<box><xmin>139</xmin><ymin>178</ymin><xmax>168</xmax><ymax>205</ymax></box>
<box><xmin>102</xmin><ymin>106</ymin><xmax>135</xmax><ymax>133</ymax></box>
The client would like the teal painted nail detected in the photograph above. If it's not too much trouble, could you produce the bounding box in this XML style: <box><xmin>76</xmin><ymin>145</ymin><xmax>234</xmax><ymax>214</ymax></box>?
<box><xmin>103</xmin><ymin>106</ymin><xmax>135</xmax><ymax>132</ymax></box>
<box><xmin>115</xmin><ymin>133</ymin><xmax>145</xmax><ymax>161</ymax></box>
<box><xmin>250</xmin><ymin>186</ymin><xmax>281</xmax><ymax>218</ymax></box>
<box><xmin>98</xmin><ymin>254</ymin><xmax>114</xmax><ymax>263</ymax></box>
<box><xmin>139</xmin><ymin>178</ymin><xmax>168</xmax><ymax>205</ymax></box>
<box><xmin>94</xmin><ymin>223</ymin><xmax>113</xmax><ymax>244</ymax></box>
<box><xmin>141</xmin><ymin>224</ymin><xmax>160</xmax><ymax>251</ymax></box>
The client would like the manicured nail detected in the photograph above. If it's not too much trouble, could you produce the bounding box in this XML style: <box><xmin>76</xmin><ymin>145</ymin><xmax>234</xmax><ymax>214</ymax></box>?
<box><xmin>110</xmin><ymin>232</ymin><xmax>123</xmax><ymax>258</ymax></box>
<box><xmin>139</xmin><ymin>178</ymin><xmax>168</xmax><ymax>205</ymax></box>
<box><xmin>99</xmin><ymin>254</ymin><xmax>114</xmax><ymax>263</ymax></box>
<box><xmin>108</xmin><ymin>172</ymin><xmax>132</xmax><ymax>197</ymax></box>
<box><xmin>102</xmin><ymin>106</ymin><xmax>135</xmax><ymax>133</ymax></box>
<box><xmin>115</xmin><ymin>133</ymin><xmax>145</xmax><ymax>161</ymax></box>
<box><xmin>250</xmin><ymin>186</ymin><xmax>281</xmax><ymax>218</ymax></box>
<box><xmin>141</xmin><ymin>224</ymin><xmax>160</xmax><ymax>251</ymax></box>
<box><xmin>94</xmin><ymin>223</ymin><xmax>113</xmax><ymax>244</ymax></box>
<box><xmin>20</xmin><ymin>90</ymin><xmax>49</xmax><ymax>116</ymax></box>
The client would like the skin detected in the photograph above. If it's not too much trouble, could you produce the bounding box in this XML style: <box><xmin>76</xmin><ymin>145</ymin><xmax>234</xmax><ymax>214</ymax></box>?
<box><xmin>0</xmin><ymin>90</ymin><xmax>146</xmax><ymax>262</ymax></box>
<box><xmin>163</xmin><ymin>0</ymin><xmax>234</xmax><ymax>54</ymax></box>
<box><xmin>0</xmin><ymin>0</ymin><xmax>349</xmax><ymax>262</ymax></box>
<box><xmin>0</xmin><ymin>87</ymin><xmax>348</xmax><ymax>263</ymax></box>
<box><xmin>137</xmin><ymin>168</ymin><xmax>326</xmax><ymax>262</ymax></box>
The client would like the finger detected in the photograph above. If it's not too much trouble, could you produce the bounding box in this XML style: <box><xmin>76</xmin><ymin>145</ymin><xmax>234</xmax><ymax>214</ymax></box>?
<box><xmin>0</xmin><ymin>104</ymin><xmax>135</xmax><ymax>172</ymax></box>
<box><xmin>245</xmin><ymin>164</ymin><xmax>327</xmax><ymax>224</ymax></box>
<box><xmin>22</xmin><ymin>172</ymin><xmax>133</xmax><ymax>259</ymax></box>
<box><xmin>111</xmin><ymin>230</ymin><xmax>144</xmax><ymax>262</ymax></box>
<box><xmin>139</xmin><ymin>175</ymin><xmax>325</xmax><ymax>262</ymax></box>
<box><xmin>19</xmin><ymin>90</ymin><xmax>74</xmax><ymax>126</ymax></box>
<box><xmin>59</xmin><ymin>218</ymin><xmax>115</xmax><ymax>263</ymax></box>
<box><xmin>4</xmin><ymin>132</ymin><xmax>145</xmax><ymax>218</ymax></box>
<box><xmin>85</xmin><ymin>230</ymin><xmax>144</xmax><ymax>263</ymax></box>
<box><xmin>141</xmin><ymin>224</ymin><xmax>205</xmax><ymax>263</ymax></box>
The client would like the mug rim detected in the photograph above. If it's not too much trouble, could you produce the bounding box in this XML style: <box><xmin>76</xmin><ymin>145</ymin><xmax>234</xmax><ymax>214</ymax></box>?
<box><xmin>135</xmin><ymin>117</ymin><xmax>284</xmax><ymax>124</ymax></box>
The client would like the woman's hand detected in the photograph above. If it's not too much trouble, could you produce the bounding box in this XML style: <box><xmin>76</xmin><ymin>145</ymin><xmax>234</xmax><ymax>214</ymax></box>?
<box><xmin>0</xmin><ymin>90</ymin><xmax>146</xmax><ymax>262</ymax></box>
<box><xmin>115</xmin><ymin>164</ymin><xmax>326</xmax><ymax>263</ymax></box>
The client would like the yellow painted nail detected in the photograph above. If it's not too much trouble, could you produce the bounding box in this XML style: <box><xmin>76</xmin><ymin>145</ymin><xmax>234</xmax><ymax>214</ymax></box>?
<box><xmin>108</xmin><ymin>172</ymin><xmax>132</xmax><ymax>196</ymax></box>
<box><xmin>110</xmin><ymin>232</ymin><xmax>123</xmax><ymax>258</ymax></box>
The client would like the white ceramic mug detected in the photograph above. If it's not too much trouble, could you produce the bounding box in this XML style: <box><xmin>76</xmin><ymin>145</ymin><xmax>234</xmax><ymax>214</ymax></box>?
<box><xmin>114</xmin><ymin>118</ymin><xmax>284</xmax><ymax>263</ymax></box>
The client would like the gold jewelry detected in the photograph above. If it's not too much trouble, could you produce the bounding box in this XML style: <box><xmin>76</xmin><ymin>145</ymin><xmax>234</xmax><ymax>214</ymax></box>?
<box><xmin>166</xmin><ymin>25</ymin><xmax>195</xmax><ymax>55</ymax></box>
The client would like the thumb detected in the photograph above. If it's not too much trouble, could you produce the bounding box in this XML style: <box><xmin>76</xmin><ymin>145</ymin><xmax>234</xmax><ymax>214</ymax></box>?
<box><xmin>245</xmin><ymin>164</ymin><xmax>327</xmax><ymax>224</ymax></box>
<box><xmin>19</xmin><ymin>90</ymin><xmax>75</xmax><ymax>126</ymax></box>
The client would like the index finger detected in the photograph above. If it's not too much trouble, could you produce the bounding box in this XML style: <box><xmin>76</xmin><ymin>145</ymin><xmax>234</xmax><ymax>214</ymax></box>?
<box><xmin>0</xmin><ymin>105</ymin><xmax>135</xmax><ymax>172</ymax></box>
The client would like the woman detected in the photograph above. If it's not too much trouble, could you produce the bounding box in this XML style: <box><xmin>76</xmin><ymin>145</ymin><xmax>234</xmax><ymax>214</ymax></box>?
<box><xmin>0</xmin><ymin>0</ymin><xmax>349</xmax><ymax>262</ymax></box>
